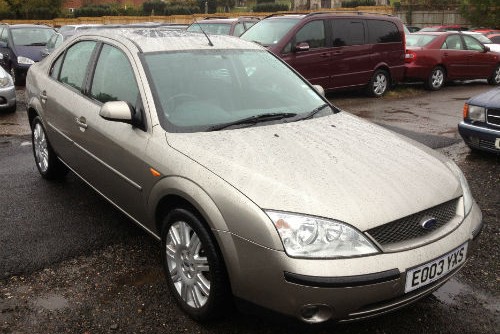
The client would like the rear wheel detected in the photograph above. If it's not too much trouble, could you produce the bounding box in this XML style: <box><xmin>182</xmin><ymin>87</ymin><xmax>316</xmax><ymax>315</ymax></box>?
<box><xmin>161</xmin><ymin>208</ymin><xmax>231</xmax><ymax>321</ymax></box>
<box><xmin>425</xmin><ymin>66</ymin><xmax>445</xmax><ymax>90</ymax></box>
<box><xmin>487</xmin><ymin>65</ymin><xmax>500</xmax><ymax>85</ymax></box>
<box><xmin>31</xmin><ymin>116</ymin><xmax>68</xmax><ymax>179</ymax></box>
<box><xmin>366</xmin><ymin>69</ymin><xmax>389</xmax><ymax>97</ymax></box>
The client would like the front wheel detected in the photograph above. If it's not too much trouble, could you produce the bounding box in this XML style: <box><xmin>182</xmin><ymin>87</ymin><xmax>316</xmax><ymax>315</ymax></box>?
<box><xmin>425</xmin><ymin>66</ymin><xmax>445</xmax><ymax>90</ymax></box>
<box><xmin>366</xmin><ymin>69</ymin><xmax>389</xmax><ymax>97</ymax></box>
<box><xmin>161</xmin><ymin>208</ymin><xmax>231</xmax><ymax>321</ymax></box>
<box><xmin>31</xmin><ymin>116</ymin><xmax>68</xmax><ymax>179</ymax></box>
<box><xmin>487</xmin><ymin>65</ymin><xmax>500</xmax><ymax>85</ymax></box>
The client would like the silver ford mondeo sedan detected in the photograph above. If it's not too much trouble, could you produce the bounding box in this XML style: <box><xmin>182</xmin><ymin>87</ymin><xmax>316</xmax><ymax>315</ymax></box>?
<box><xmin>26</xmin><ymin>29</ymin><xmax>483</xmax><ymax>324</ymax></box>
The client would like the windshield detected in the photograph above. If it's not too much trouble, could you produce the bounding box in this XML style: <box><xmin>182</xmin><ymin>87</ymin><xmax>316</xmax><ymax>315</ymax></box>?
<box><xmin>406</xmin><ymin>34</ymin><xmax>438</xmax><ymax>46</ymax></box>
<box><xmin>240</xmin><ymin>18</ymin><xmax>300</xmax><ymax>46</ymax></box>
<box><xmin>143</xmin><ymin>49</ymin><xmax>332</xmax><ymax>132</ymax></box>
<box><xmin>11</xmin><ymin>27</ymin><xmax>54</xmax><ymax>46</ymax></box>
<box><xmin>187</xmin><ymin>23</ymin><xmax>232</xmax><ymax>35</ymax></box>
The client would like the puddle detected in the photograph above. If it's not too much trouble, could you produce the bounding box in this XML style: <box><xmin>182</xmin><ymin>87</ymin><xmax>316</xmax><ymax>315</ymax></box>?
<box><xmin>433</xmin><ymin>278</ymin><xmax>500</xmax><ymax>313</ymax></box>
<box><xmin>33</xmin><ymin>293</ymin><xmax>69</xmax><ymax>311</ymax></box>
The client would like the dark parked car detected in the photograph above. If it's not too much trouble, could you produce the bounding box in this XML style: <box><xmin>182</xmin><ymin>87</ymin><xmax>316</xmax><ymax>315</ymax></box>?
<box><xmin>0</xmin><ymin>24</ymin><xmax>55</xmax><ymax>85</ymax></box>
<box><xmin>241</xmin><ymin>12</ymin><xmax>406</xmax><ymax>97</ymax></box>
<box><xmin>459</xmin><ymin>87</ymin><xmax>500</xmax><ymax>154</ymax></box>
<box><xmin>404</xmin><ymin>32</ymin><xmax>500</xmax><ymax>90</ymax></box>
<box><xmin>186</xmin><ymin>16</ymin><xmax>260</xmax><ymax>36</ymax></box>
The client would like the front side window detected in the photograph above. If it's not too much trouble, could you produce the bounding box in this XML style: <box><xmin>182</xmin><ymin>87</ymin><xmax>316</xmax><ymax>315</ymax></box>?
<box><xmin>90</xmin><ymin>44</ymin><xmax>139</xmax><ymax>106</ymax></box>
<box><xmin>233</xmin><ymin>22</ymin><xmax>245</xmax><ymax>36</ymax></box>
<box><xmin>463</xmin><ymin>35</ymin><xmax>485</xmax><ymax>51</ymax></box>
<box><xmin>59</xmin><ymin>41</ymin><xmax>97</xmax><ymax>90</ymax></box>
<box><xmin>143</xmin><ymin>49</ymin><xmax>331</xmax><ymax>132</ymax></box>
<box><xmin>295</xmin><ymin>20</ymin><xmax>326</xmax><ymax>49</ymax></box>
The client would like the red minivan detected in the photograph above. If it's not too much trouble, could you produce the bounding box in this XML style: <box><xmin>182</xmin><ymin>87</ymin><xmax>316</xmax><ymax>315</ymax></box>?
<box><xmin>241</xmin><ymin>12</ymin><xmax>406</xmax><ymax>97</ymax></box>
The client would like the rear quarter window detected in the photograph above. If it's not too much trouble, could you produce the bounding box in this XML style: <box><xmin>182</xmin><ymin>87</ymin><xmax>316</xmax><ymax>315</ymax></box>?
<box><xmin>367</xmin><ymin>20</ymin><xmax>402</xmax><ymax>44</ymax></box>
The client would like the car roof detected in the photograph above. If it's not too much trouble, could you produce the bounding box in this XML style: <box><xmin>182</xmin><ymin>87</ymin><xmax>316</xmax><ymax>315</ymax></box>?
<box><xmin>263</xmin><ymin>11</ymin><xmax>399</xmax><ymax>20</ymax></box>
<box><xmin>8</xmin><ymin>24</ymin><xmax>54</xmax><ymax>29</ymax></box>
<box><xmin>72</xmin><ymin>29</ymin><xmax>263</xmax><ymax>53</ymax></box>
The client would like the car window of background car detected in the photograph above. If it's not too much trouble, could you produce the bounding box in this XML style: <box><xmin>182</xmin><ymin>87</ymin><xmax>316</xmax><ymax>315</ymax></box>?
<box><xmin>367</xmin><ymin>20</ymin><xmax>401</xmax><ymax>43</ymax></box>
<box><xmin>11</xmin><ymin>28</ymin><xmax>53</xmax><ymax>46</ymax></box>
<box><xmin>283</xmin><ymin>20</ymin><xmax>325</xmax><ymax>53</ymax></box>
<box><xmin>58</xmin><ymin>41</ymin><xmax>97</xmax><ymax>90</ymax></box>
<box><xmin>233</xmin><ymin>22</ymin><xmax>245</xmax><ymax>36</ymax></box>
<box><xmin>0</xmin><ymin>28</ymin><xmax>8</xmax><ymax>44</ymax></box>
<box><xmin>90</xmin><ymin>44</ymin><xmax>139</xmax><ymax>106</ymax></box>
<box><xmin>442</xmin><ymin>35</ymin><xmax>463</xmax><ymax>50</ymax></box>
<box><xmin>463</xmin><ymin>35</ymin><xmax>485</xmax><ymax>51</ymax></box>
<box><xmin>188</xmin><ymin>23</ymin><xmax>231</xmax><ymax>35</ymax></box>
<box><xmin>241</xmin><ymin>18</ymin><xmax>300</xmax><ymax>46</ymax></box>
<box><xmin>143</xmin><ymin>49</ymin><xmax>326</xmax><ymax>131</ymax></box>
<box><xmin>406</xmin><ymin>34</ymin><xmax>437</xmax><ymax>47</ymax></box>
<box><xmin>332</xmin><ymin>19</ymin><xmax>364</xmax><ymax>46</ymax></box>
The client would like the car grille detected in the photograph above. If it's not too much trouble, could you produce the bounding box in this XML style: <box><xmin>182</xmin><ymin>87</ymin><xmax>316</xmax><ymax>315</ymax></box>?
<box><xmin>487</xmin><ymin>108</ymin><xmax>500</xmax><ymax>127</ymax></box>
<box><xmin>479</xmin><ymin>138</ymin><xmax>498</xmax><ymax>151</ymax></box>
<box><xmin>366</xmin><ymin>198</ymin><xmax>459</xmax><ymax>247</ymax></box>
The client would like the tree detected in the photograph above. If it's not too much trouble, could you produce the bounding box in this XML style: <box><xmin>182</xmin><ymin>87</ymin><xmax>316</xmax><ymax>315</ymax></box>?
<box><xmin>460</xmin><ymin>0</ymin><xmax>499</xmax><ymax>28</ymax></box>
<box><xmin>2</xmin><ymin>0</ymin><xmax>63</xmax><ymax>19</ymax></box>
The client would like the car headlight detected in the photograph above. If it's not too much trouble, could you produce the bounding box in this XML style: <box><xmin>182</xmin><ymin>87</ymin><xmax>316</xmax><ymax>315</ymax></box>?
<box><xmin>464</xmin><ymin>103</ymin><xmax>486</xmax><ymax>122</ymax></box>
<box><xmin>0</xmin><ymin>75</ymin><xmax>12</xmax><ymax>87</ymax></box>
<box><xmin>445</xmin><ymin>160</ymin><xmax>473</xmax><ymax>216</ymax></box>
<box><xmin>17</xmin><ymin>56</ymin><xmax>35</xmax><ymax>65</ymax></box>
<box><xmin>266</xmin><ymin>211</ymin><xmax>379</xmax><ymax>258</ymax></box>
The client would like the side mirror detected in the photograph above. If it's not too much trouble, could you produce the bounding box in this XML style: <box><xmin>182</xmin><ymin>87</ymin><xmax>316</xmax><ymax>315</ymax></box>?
<box><xmin>294</xmin><ymin>42</ymin><xmax>310</xmax><ymax>52</ymax></box>
<box><xmin>313</xmin><ymin>85</ymin><xmax>325</xmax><ymax>97</ymax></box>
<box><xmin>99</xmin><ymin>101</ymin><xmax>134</xmax><ymax>124</ymax></box>
<box><xmin>484</xmin><ymin>45</ymin><xmax>490</xmax><ymax>53</ymax></box>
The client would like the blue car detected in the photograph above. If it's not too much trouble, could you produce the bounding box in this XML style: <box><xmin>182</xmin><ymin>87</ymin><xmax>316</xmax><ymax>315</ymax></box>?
<box><xmin>0</xmin><ymin>24</ymin><xmax>55</xmax><ymax>85</ymax></box>
<box><xmin>459</xmin><ymin>87</ymin><xmax>500</xmax><ymax>154</ymax></box>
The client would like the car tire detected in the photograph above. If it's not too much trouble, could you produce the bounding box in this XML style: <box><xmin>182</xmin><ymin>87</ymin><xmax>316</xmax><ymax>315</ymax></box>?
<box><xmin>487</xmin><ymin>65</ymin><xmax>500</xmax><ymax>85</ymax></box>
<box><xmin>366</xmin><ymin>69</ymin><xmax>389</xmax><ymax>97</ymax></box>
<box><xmin>161</xmin><ymin>208</ymin><xmax>231</xmax><ymax>321</ymax></box>
<box><xmin>10</xmin><ymin>66</ymin><xmax>24</xmax><ymax>86</ymax></box>
<box><xmin>31</xmin><ymin>116</ymin><xmax>68</xmax><ymax>179</ymax></box>
<box><xmin>425</xmin><ymin>66</ymin><xmax>445</xmax><ymax>90</ymax></box>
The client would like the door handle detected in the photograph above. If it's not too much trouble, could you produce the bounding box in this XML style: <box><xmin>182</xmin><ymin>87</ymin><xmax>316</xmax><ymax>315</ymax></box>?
<box><xmin>75</xmin><ymin>116</ymin><xmax>88</xmax><ymax>129</ymax></box>
<box><xmin>40</xmin><ymin>90</ymin><xmax>47</xmax><ymax>103</ymax></box>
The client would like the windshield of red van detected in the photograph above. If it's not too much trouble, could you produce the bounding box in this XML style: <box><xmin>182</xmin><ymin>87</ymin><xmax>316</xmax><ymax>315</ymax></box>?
<box><xmin>241</xmin><ymin>18</ymin><xmax>300</xmax><ymax>46</ymax></box>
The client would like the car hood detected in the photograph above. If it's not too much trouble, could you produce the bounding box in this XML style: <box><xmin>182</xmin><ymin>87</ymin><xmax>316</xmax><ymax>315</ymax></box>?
<box><xmin>166</xmin><ymin>112</ymin><xmax>461</xmax><ymax>231</ymax></box>
<box><xmin>14</xmin><ymin>45</ymin><xmax>46</xmax><ymax>62</ymax></box>
<box><xmin>468</xmin><ymin>87</ymin><xmax>500</xmax><ymax>108</ymax></box>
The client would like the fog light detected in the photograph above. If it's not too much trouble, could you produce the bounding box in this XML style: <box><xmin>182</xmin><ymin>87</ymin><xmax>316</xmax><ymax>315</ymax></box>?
<box><xmin>299</xmin><ymin>304</ymin><xmax>333</xmax><ymax>323</ymax></box>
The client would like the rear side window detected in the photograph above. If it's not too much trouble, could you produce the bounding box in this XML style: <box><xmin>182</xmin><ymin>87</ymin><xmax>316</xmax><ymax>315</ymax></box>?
<box><xmin>367</xmin><ymin>20</ymin><xmax>401</xmax><ymax>44</ymax></box>
<box><xmin>332</xmin><ymin>19</ymin><xmax>365</xmax><ymax>46</ymax></box>
<box><xmin>59</xmin><ymin>41</ymin><xmax>97</xmax><ymax>91</ymax></box>
<box><xmin>442</xmin><ymin>35</ymin><xmax>463</xmax><ymax>50</ymax></box>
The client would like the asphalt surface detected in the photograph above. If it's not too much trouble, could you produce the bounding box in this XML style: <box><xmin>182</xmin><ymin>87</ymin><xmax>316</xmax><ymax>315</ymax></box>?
<box><xmin>0</xmin><ymin>84</ymin><xmax>499</xmax><ymax>333</ymax></box>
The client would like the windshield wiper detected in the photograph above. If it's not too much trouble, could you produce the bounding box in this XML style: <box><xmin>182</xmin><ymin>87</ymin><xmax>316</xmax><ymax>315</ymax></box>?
<box><xmin>208</xmin><ymin>112</ymin><xmax>297</xmax><ymax>131</ymax></box>
<box><xmin>297</xmin><ymin>103</ymin><xmax>329</xmax><ymax>121</ymax></box>
<box><xmin>26</xmin><ymin>42</ymin><xmax>46</xmax><ymax>46</ymax></box>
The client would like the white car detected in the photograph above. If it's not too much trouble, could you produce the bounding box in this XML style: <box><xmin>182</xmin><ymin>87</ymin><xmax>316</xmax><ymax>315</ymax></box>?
<box><xmin>0</xmin><ymin>64</ymin><xmax>16</xmax><ymax>113</ymax></box>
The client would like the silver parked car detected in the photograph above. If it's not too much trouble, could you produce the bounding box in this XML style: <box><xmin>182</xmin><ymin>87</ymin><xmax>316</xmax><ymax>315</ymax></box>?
<box><xmin>26</xmin><ymin>29</ymin><xmax>483</xmax><ymax>324</ymax></box>
<box><xmin>0</xmin><ymin>65</ymin><xmax>16</xmax><ymax>113</ymax></box>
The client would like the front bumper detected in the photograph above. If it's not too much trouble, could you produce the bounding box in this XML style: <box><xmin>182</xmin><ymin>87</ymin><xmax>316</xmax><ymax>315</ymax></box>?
<box><xmin>219</xmin><ymin>201</ymin><xmax>482</xmax><ymax>323</ymax></box>
<box><xmin>458</xmin><ymin>121</ymin><xmax>500</xmax><ymax>154</ymax></box>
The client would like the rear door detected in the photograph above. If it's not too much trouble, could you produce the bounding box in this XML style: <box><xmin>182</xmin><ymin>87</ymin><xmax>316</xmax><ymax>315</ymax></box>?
<box><xmin>279</xmin><ymin>19</ymin><xmax>331</xmax><ymax>89</ymax></box>
<box><xmin>330</xmin><ymin>19</ymin><xmax>371</xmax><ymax>89</ymax></box>
<box><xmin>440</xmin><ymin>34</ymin><xmax>468</xmax><ymax>79</ymax></box>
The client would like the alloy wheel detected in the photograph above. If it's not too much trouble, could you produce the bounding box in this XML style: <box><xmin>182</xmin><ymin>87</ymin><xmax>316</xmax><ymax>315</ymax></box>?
<box><xmin>33</xmin><ymin>122</ymin><xmax>49</xmax><ymax>173</ymax></box>
<box><xmin>165</xmin><ymin>220</ymin><xmax>210</xmax><ymax>309</ymax></box>
<box><xmin>431</xmin><ymin>69</ymin><xmax>444</xmax><ymax>89</ymax></box>
<box><xmin>373</xmin><ymin>73</ymin><xmax>387</xmax><ymax>96</ymax></box>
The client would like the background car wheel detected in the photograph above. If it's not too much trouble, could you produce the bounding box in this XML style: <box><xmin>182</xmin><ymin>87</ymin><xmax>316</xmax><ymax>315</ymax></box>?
<box><xmin>366</xmin><ymin>69</ymin><xmax>389</xmax><ymax>97</ymax></box>
<box><xmin>425</xmin><ymin>66</ymin><xmax>445</xmax><ymax>90</ymax></box>
<box><xmin>161</xmin><ymin>208</ymin><xmax>231</xmax><ymax>321</ymax></box>
<box><xmin>31</xmin><ymin>116</ymin><xmax>68</xmax><ymax>179</ymax></box>
<box><xmin>487</xmin><ymin>65</ymin><xmax>500</xmax><ymax>85</ymax></box>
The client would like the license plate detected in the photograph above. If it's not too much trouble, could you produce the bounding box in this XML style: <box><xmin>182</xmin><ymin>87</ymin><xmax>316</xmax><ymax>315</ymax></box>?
<box><xmin>405</xmin><ymin>243</ymin><xmax>468</xmax><ymax>293</ymax></box>
<box><xmin>495</xmin><ymin>138</ymin><xmax>500</xmax><ymax>149</ymax></box>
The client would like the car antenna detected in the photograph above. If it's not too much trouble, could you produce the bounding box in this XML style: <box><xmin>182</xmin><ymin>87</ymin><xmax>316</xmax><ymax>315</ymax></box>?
<box><xmin>190</xmin><ymin>10</ymin><xmax>213</xmax><ymax>46</ymax></box>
